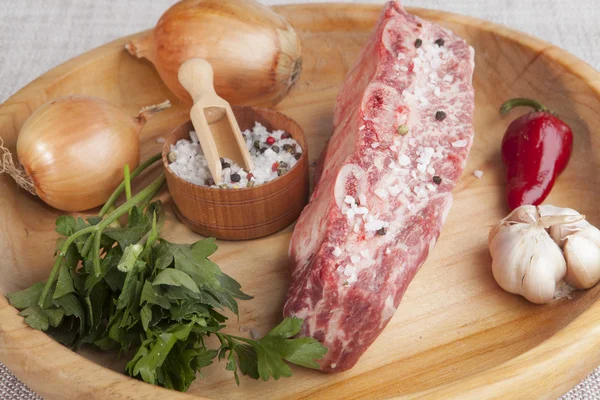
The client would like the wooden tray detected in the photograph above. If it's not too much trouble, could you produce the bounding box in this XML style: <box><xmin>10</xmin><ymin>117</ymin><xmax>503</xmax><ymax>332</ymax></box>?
<box><xmin>1</xmin><ymin>4</ymin><xmax>600</xmax><ymax>399</ymax></box>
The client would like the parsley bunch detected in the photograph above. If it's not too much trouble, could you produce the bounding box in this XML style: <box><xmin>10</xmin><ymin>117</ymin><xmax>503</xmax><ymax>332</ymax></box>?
<box><xmin>6</xmin><ymin>155</ymin><xmax>326</xmax><ymax>391</ymax></box>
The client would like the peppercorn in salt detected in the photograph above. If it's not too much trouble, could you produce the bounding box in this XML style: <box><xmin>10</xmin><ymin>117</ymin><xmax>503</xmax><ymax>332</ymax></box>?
<box><xmin>168</xmin><ymin>122</ymin><xmax>303</xmax><ymax>188</ymax></box>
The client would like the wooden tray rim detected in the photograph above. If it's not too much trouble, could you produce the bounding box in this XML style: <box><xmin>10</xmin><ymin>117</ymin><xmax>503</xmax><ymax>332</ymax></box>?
<box><xmin>0</xmin><ymin>4</ymin><xmax>599</xmax><ymax>399</ymax></box>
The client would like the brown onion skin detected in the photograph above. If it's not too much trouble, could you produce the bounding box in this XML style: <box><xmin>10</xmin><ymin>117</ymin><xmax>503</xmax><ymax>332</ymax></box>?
<box><xmin>17</xmin><ymin>96</ymin><xmax>142</xmax><ymax>212</ymax></box>
<box><xmin>127</xmin><ymin>0</ymin><xmax>302</xmax><ymax>106</ymax></box>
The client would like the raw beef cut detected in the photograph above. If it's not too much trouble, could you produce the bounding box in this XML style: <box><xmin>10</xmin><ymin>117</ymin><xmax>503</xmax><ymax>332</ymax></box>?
<box><xmin>283</xmin><ymin>0</ymin><xmax>475</xmax><ymax>372</ymax></box>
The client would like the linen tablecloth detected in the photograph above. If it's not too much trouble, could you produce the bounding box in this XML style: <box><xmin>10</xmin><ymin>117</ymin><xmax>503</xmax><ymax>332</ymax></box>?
<box><xmin>0</xmin><ymin>0</ymin><xmax>599</xmax><ymax>398</ymax></box>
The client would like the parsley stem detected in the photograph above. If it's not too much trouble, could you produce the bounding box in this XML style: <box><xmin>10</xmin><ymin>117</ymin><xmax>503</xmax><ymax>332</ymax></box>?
<box><xmin>136</xmin><ymin>231</ymin><xmax>154</xmax><ymax>260</ymax></box>
<box><xmin>99</xmin><ymin>153</ymin><xmax>162</xmax><ymax>217</ymax></box>
<box><xmin>80</xmin><ymin>234</ymin><xmax>94</xmax><ymax>258</ymax></box>
<box><xmin>98</xmin><ymin>173</ymin><xmax>166</xmax><ymax>231</ymax></box>
<box><xmin>92</xmin><ymin>230</ymin><xmax>103</xmax><ymax>276</ymax></box>
<box><xmin>124</xmin><ymin>164</ymin><xmax>132</xmax><ymax>202</ymax></box>
<box><xmin>92</xmin><ymin>173</ymin><xmax>166</xmax><ymax>276</ymax></box>
<box><xmin>221</xmin><ymin>333</ymin><xmax>257</xmax><ymax>344</ymax></box>
<box><xmin>39</xmin><ymin>172</ymin><xmax>166</xmax><ymax>304</ymax></box>
<box><xmin>38</xmin><ymin>225</ymin><xmax>96</xmax><ymax>306</ymax></box>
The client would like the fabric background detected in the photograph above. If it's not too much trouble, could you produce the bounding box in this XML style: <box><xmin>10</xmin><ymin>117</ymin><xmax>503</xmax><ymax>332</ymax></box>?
<box><xmin>0</xmin><ymin>0</ymin><xmax>598</xmax><ymax>398</ymax></box>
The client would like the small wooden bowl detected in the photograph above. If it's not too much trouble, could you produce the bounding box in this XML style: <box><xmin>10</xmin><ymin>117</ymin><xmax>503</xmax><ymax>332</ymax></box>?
<box><xmin>162</xmin><ymin>107</ymin><xmax>309</xmax><ymax>240</ymax></box>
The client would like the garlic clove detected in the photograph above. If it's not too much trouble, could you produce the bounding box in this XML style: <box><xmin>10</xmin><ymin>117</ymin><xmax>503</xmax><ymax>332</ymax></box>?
<box><xmin>564</xmin><ymin>234</ymin><xmax>600</xmax><ymax>289</ymax></box>
<box><xmin>490</xmin><ymin>222</ymin><xmax>566</xmax><ymax>304</ymax></box>
<box><xmin>521</xmin><ymin>235</ymin><xmax>567</xmax><ymax>304</ymax></box>
<box><xmin>567</xmin><ymin>222</ymin><xmax>600</xmax><ymax>248</ymax></box>
<box><xmin>551</xmin><ymin>223</ymin><xmax>585</xmax><ymax>247</ymax></box>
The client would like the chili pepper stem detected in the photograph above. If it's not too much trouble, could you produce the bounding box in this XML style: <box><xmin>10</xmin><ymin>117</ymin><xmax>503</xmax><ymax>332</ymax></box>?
<box><xmin>500</xmin><ymin>98</ymin><xmax>549</xmax><ymax>115</ymax></box>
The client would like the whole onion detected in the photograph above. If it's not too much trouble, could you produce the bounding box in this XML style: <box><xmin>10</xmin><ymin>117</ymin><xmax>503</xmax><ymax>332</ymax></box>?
<box><xmin>0</xmin><ymin>96</ymin><xmax>170</xmax><ymax>212</ymax></box>
<box><xmin>125</xmin><ymin>0</ymin><xmax>302</xmax><ymax>106</ymax></box>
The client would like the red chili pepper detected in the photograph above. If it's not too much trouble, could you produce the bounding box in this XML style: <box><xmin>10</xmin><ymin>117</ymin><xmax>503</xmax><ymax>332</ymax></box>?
<box><xmin>500</xmin><ymin>98</ymin><xmax>573</xmax><ymax>210</ymax></box>
<box><xmin>266</xmin><ymin>136</ymin><xmax>276</xmax><ymax>145</ymax></box>
<box><xmin>272</xmin><ymin>162</ymin><xmax>280</xmax><ymax>172</ymax></box>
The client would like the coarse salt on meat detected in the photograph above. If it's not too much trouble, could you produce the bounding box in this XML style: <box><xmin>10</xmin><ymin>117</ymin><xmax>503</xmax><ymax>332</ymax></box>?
<box><xmin>284</xmin><ymin>0</ymin><xmax>475</xmax><ymax>372</ymax></box>
<box><xmin>398</xmin><ymin>154</ymin><xmax>411</xmax><ymax>166</ymax></box>
<box><xmin>452</xmin><ymin>139</ymin><xmax>468</xmax><ymax>148</ymax></box>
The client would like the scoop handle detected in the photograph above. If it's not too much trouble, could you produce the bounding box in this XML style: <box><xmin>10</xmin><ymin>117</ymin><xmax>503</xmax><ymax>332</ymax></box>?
<box><xmin>178</xmin><ymin>59</ymin><xmax>218</xmax><ymax>103</ymax></box>
<box><xmin>178</xmin><ymin>58</ymin><xmax>223</xmax><ymax>184</ymax></box>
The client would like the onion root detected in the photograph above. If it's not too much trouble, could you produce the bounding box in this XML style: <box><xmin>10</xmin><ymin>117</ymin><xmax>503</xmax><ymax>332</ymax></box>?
<box><xmin>0</xmin><ymin>138</ymin><xmax>36</xmax><ymax>196</ymax></box>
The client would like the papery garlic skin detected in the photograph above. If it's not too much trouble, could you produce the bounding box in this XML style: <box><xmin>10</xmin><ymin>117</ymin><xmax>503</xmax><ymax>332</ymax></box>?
<box><xmin>538</xmin><ymin>205</ymin><xmax>589</xmax><ymax>246</ymax></box>
<box><xmin>541</xmin><ymin>205</ymin><xmax>600</xmax><ymax>247</ymax></box>
<box><xmin>489</xmin><ymin>205</ymin><xmax>538</xmax><ymax>245</ymax></box>
<box><xmin>538</xmin><ymin>204</ymin><xmax>600</xmax><ymax>289</ymax></box>
<box><xmin>489</xmin><ymin>211</ymin><xmax>566</xmax><ymax>304</ymax></box>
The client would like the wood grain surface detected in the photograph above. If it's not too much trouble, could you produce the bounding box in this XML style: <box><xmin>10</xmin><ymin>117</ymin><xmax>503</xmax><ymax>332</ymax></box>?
<box><xmin>1</xmin><ymin>4</ymin><xmax>600</xmax><ymax>400</ymax></box>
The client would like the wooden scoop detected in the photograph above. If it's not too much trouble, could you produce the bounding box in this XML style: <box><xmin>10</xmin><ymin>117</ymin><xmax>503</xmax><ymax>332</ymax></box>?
<box><xmin>178</xmin><ymin>58</ymin><xmax>253</xmax><ymax>184</ymax></box>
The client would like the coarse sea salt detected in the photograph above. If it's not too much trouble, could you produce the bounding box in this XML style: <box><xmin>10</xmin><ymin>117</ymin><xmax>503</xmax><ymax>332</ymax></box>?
<box><xmin>474</xmin><ymin>169</ymin><xmax>484</xmax><ymax>179</ymax></box>
<box><xmin>451</xmin><ymin>139</ymin><xmax>468</xmax><ymax>148</ymax></box>
<box><xmin>365</xmin><ymin>219</ymin><xmax>388</xmax><ymax>232</ymax></box>
<box><xmin>333</xmin><ymin>247</ymin><xmax>343</xmax><ymax>257</ymax></box>
<box><xmin>359</xmin><ymin>193</ymin><xmax>367</xmax><ymax>206</ymax></box>
<box><xmin>354</xmin><ymin>207</ymin><xmax>369</xmax><ymax>215</ymax></box>
<box><xmin>168</xmin><ymin>122</ymin><xmax>302</xmax><ymax>189</ymax></box>
<box><xmin>398</xmin><ymin>154</ymin><xmax>411</xmax><ymax>166</ymax></box>
<box><xmin>389</xmin><ymin>186</ymin><xmax>401</xmax><ymax>196</ymax></box>
<box><xmin>375</xmin><ymin>188</ymin><xmax>388</xmax><ymax>199</ymax></box>
<box><xmin>344</xmin><ymin>265</ymin><xmax>356</xmax><ymax>277</ymax></box>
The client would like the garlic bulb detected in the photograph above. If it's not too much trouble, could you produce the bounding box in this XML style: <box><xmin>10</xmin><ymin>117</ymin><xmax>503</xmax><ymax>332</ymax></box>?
<box><xmin>489</xmin><ymin>206</ymin><xmax>568</xmax><ymax>304</ymax></box>
<box><xmin>539</xmin><ymin>205</ymin><xmax>600</xmax><ymax>289</ymax></box>
<box><xmin>490</xmin><ymin>205</ymin><xmax>600</xmax><ymax>303</ymax></box>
